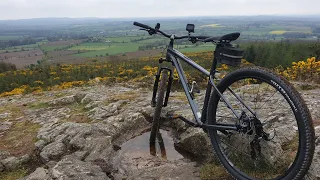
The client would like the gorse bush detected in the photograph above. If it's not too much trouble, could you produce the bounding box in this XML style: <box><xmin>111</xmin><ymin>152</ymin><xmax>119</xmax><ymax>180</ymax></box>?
<box><xmin>2</xmin><ymin>49</ymin><xmax>317</xmax><ymax>97</ymax></box>
<box><xmin>0</xmin><ymin>51</ymin><xmax>216</xmax><ymax>96</ymax></box>
<box><xmin>276</xmin><ymin>57</ymin><xmax>320</xmax><ymax>83</ymax></box>
<box><xmin>0</xmin><ymin>61</ymin><xmax>17</xmax><ymax>73</ymax></box>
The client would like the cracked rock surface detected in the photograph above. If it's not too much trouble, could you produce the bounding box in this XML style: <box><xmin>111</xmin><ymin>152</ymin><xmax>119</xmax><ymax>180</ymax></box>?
<box><xmin>0</xmin><ymin>82</ymin><xmax>319</xmax><ymax>179</ymax></box>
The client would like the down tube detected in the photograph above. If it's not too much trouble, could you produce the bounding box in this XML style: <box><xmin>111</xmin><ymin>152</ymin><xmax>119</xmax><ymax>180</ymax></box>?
<box><xmin>169</xmin><ymin>54</ymin><xmax>203</xmax><ymax>124</ymax></box>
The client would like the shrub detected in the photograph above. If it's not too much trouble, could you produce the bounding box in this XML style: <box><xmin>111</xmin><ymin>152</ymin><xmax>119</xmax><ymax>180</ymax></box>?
<box><xmin>276</xmin><ymin>57</ymin><xmax>320</xmax><ymax>83</ymax></box>
<box><xmin>0</xmin><ymin>61</ymin><xmax>17</xmax><ymax>73</ymax></box>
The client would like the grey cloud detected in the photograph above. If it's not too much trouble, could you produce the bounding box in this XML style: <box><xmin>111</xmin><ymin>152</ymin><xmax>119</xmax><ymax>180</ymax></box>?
<box><xmin>0</xmin><ymin>0</ymin><xmax>319</xmax><ymax>20</ymax></box>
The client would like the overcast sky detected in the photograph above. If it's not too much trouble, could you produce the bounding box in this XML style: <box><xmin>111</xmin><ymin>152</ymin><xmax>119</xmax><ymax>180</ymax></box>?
<box><xmin>0</xmin><ymin>0</ymin><xmax>319</xmax><ymax>20</ymax></box>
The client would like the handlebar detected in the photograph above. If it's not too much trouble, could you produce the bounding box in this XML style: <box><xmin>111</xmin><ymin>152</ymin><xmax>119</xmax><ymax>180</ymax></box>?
<box><xmin>133</xmin><ymin>22</ymin><xmax>152</xmax><ymax>30</ymax></box>
<box><xmin>133</xmin><ymin>21</ymin><xmax>213</xmax><ymax>42</ymax></box>
<box><xmin>134</xmin><ymin>21</ymin><xmax>171</xmax><ymax>38</ymax></box>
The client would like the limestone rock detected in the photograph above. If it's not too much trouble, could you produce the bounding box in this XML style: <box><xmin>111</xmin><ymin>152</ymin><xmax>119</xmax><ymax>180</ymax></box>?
<box><xmin>40</xmin><ymin>142</ymin><xmax>67</xmax><ymax>163</ymax></box>
<box><xmin>81</xmin><ymin>93</ymin><xmax>103</xmax><ymax>105</ymax></box>
<box><xmin>22</xmin><ymin>167</ymin><xmax>52</xmax><ymax>180</ymax></box>
<box><xmin>175</xmin><ymin>128</ymin><xmax>212</xmax><ymax>158</ymax></box>
<box><xmin>51</xmin><ymin>155</ymin><xmax>109</xmax><ymax>180</ymax></box>
<box><xmin>48</xmin><ymin>96</ymin><xmax>75</xmax><ymax>106</ymax></box>
<box><xmin>1</xmin><ymin>155</ymin><xmax>29</xmax><ymax>171</ymax></box>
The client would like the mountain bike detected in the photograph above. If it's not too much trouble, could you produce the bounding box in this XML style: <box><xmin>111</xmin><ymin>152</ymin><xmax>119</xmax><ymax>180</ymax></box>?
<box><xmin>133</xmin><ymin>21</ymin><xmax>315</xmax><ymax>180</ymax></box>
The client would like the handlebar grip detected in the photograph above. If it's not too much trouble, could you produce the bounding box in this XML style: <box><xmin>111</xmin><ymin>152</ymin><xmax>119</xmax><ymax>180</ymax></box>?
<box><xmin>133</xmin><ymin>22</ymin><xmax>152</xmax><ymax>30</ymax></box>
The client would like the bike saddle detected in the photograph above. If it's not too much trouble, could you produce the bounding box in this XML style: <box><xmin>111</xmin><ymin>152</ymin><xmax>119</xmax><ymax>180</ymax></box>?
<box><xmin>203</xmin><ymin>32</ymin><xmax>240</xmax><ymax>42</ymax></box>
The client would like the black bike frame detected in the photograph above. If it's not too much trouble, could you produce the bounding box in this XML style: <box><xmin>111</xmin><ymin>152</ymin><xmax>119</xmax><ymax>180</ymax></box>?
<box><xmin>162</xmin><ymin>39</ymin><xmax>252</xmax><ymax>131</ymax></box>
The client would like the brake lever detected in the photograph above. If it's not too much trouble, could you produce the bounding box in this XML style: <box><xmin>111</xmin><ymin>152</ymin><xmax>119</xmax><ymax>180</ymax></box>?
<box><xmin>188</xmin><ymin>37</ymin><xmax>198</xmax><ymax>44</ymax></box>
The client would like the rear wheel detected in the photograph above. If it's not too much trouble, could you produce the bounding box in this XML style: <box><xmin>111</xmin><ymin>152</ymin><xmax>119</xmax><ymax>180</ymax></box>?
<box><xmin>149</xmin><ymin>70</ymin><xmax>168</xmax><ymax>155</ymax></box>
<box><xmin>207</xmin><ymin>66</ymin><xmax>315</xmax><ymax>180</ymax></box>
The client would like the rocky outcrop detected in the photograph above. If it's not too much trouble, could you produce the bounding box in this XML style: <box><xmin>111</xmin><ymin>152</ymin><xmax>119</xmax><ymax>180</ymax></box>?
<box><xmin>0</xmin><ymin>155</ymin><xmax>30</xmax><ymax>171</ymax></box>
<box><xmin>0</xmin><ymin>83</ymin><xmax>319</xmax><ymax>179</ymax></box>
<box><xmin>48</xmin><ymin>95</ymin><xmax>75</xmax><ymax>106</ymax></box>
<box><xmin>307</xmin><ymin>127</ymin><xmax>320</xmax><ymax>179</ymax></box>
<box><xmin>22</xmin><ymin>167</ymin><xmax>52</xmax><ymax>180</ymax></box>
<box><xmin>51</xmin><ymin>155</ymin><xmax>109</xmax><ymax>180</ymax></box>
<box><xmin>174</xmin><ymin>128</ymin><xmax>213</xmax><ymax>159</ymax></box>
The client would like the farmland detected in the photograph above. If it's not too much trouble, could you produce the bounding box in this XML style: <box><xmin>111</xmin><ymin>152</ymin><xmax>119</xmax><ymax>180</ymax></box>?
<box><xmin>0</xmin><ymin>50</ymin><xmax>43</xmax><ymax>69</ymax></box>
<box><xmin>0</xmin><ymin>15</ymin><xmax>319</xmax><ymax>69</ymax></box>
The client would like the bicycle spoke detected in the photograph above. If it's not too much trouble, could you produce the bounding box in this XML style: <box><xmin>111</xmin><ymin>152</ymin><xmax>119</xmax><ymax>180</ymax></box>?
<box><xmin>216</xmin><ymin>115</ymin><xmax>237</xmax><ymax>119</ymax></box>
<box><xmin>256</xmin><ymin>90</ymin><xmax>277</xmax><ymax>112</ymax></box>
<box><xmin>209</xmin><ymin>72</ymin><xmax>311</xmax><ymax>180</ymax></box>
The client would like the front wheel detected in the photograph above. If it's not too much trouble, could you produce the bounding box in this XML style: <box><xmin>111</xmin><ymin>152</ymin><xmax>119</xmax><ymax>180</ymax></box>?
<box><xmin>207</xmin><ymin>66</ymin><xmax>315</xmax><ymax>180</ymax></box>
<box><xmin>149</xmin><ymin>69</ymin><xmax>168</xmax><ymax>155</ymax></box>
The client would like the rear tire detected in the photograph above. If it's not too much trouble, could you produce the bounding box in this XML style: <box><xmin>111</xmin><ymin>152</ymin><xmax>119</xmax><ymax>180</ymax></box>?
<box><xmin>207</xmin><ymin>66</ymin><xmax>315</xmax><ymax>180</ymax></box>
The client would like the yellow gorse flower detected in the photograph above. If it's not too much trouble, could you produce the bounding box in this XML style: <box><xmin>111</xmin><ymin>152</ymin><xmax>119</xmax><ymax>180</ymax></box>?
<box><xmin>277</xmin><ymin>57</ymin><xmax>320</xmax><ymax>81</ymax></box>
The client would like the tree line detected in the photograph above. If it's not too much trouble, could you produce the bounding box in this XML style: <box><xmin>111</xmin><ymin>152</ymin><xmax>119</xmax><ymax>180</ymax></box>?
<box><xmin>241</xmin><ymin>40</ymin><xmax>320</xmax><ymax>68</ymax></box>
<box><xmin>0</xmin><ymin>38</ymin><xmax>39</xmax><ymax>49</ymax></box>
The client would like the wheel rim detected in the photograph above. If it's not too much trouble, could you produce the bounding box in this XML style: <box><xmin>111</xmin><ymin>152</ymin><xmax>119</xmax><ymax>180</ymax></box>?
<box><xmin>211</xmin><ymin>77</ymin><xmax>301</xmax><ymax>180</ymax></box>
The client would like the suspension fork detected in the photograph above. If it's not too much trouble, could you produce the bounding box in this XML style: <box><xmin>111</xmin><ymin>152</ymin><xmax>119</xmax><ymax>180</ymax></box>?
<box><xmin>151</xmin><ymin>59</ymin><xmax>173</xmax><ymax>107</ymax></box>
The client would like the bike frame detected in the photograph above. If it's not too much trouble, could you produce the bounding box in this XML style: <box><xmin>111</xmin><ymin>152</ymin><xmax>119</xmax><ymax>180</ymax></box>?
<box><xmin>154</xmin><ymin>38</ymin><xmax>255</xmax><ymax>131</ymax></box>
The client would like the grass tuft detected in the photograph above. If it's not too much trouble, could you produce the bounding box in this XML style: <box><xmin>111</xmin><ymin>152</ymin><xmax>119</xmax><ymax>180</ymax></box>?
<box><xmin>200</xmin><ymin>163</ymin><xmax>233</xmax><ymax>180</ymax></box>
<box><xmin>0</xmin><ymin>168</ymin><xmax>28</xmax><ymax>180</ymax></box>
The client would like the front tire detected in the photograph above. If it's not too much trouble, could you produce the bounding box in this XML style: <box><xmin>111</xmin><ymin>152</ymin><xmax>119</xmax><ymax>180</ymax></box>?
<box><xmin>207</xmin><ymin>66</ymin><xmax>315</xmax><ymax>180</ymax></box>
<box><xmin>149</xmin><ymin>70</ymin><xmax>168</xmax><ymax>155</ymax></box>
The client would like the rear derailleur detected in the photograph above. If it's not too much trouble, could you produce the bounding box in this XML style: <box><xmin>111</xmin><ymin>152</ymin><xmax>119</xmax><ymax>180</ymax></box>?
<box><xmin>238</xmin><ymin>112</ymin><xmax>274</xmax><ymax>159</ymax></box>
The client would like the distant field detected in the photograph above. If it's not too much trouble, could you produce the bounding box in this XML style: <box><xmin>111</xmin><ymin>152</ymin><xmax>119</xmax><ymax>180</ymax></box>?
<box><xmin>0</xmin><ymin>50</ymin><xmax>44</xmax><ymax>68</ymax></box>
<box><xmin>200</xmin><ymin>24</ymin><xmax>223</xmax><ymax>28</ymax></box>
<box><xmin>269</xmin><ymin>29</ymin><xmax>312</xmax><ymax>34</ymax></box>
<box><xmin>40</xmin><ymin>45</ymin><xmax>71</xmax><ymax>52</ymax></box>
<box><xmin>106</xmin><ymin>36</ymin><xmax>137</xmax><ymax>43</ymax></box>
<box><xmin>136</xmin><ymin>38</ymin><xmax>165</xmax><ymax>44</ymax></box>
<box><xmin>0</xmin><ymin>36</ymin><xmax>21</xmax><ymax>40</ymax></box>
<box><xmin>73</xmin><ymin>43</ymin><xmax>140</xmax><ymax>57</ymax></box>
<box><xmin>40</xmin><ymin>40</ymin><xmax>82</xmax><ymax>52</ymax></box>
<box><xmin>0</xmin><ymin>16</ymin><xmax>318</xmax><ymax>69</ymax></box>
<box><xmin>0</xmin><ymin>42</ymin><xmax>46</xmax><ymax>53</ymax></box>
<box><xmin>44</xmin><ymin>40</ymin><xmax>82</xmax><ymax>46</ymax></box>
<box><xmin>269</xmin><ymin>30</ymin><xmax>288</xmax><ymax>35</ymax></box>
<box><xmin>69</xmin><ymin>42</ymin><xmax>113</xmax><ymax>51</ymax></box>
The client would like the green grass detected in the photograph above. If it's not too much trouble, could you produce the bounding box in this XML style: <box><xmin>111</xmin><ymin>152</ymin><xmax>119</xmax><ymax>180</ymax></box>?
<box><xmin>200</xmin><ymin>163</ymin><xmax>232</xmax><ymax>179</ymax></box>
<box><xmin>135</xmin><ymin>38</ymin><xmax>165</xmax><ymax>44</ymax></box>
<box><xmin>0</xmin><ymin>168</ymin><xmax>28</xmax><ymax>180</ymax></box>
<box><xmin>40</xmin><ymin>45</ymin><xmax>70</xmax><ymax>52</ymax></box>
<box><xmin>5</xmin><ymin>44</ymin><xmax>39</xmax><ymax>50</ymax></box>
<box><xmin>69</xmin><ymin>40</ymin><xmax>215</xmax><ymax>57</ymax></box>
<box><xmin>0</xmin><ymin>42</ymin><xmax>46</xmax><ymax>53</ymax></box>
<box><xmin>69</xmin><ymin>42</ymin><xmax>112</xmax><ymax>51</ymax></box>
<box><xmin>73</xmin><ymin>43</ymin><xmax>140</xmax><ymax>57</ymax></box>
<box><xmin>28</xmin><ymin>102</ymin><xmax>50</xmax><ymax>109</ymax></box>
<box><xmin>106</xmin><ymin>36</ymin><xmax>138</xmax><ymax>43</ymax></box>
